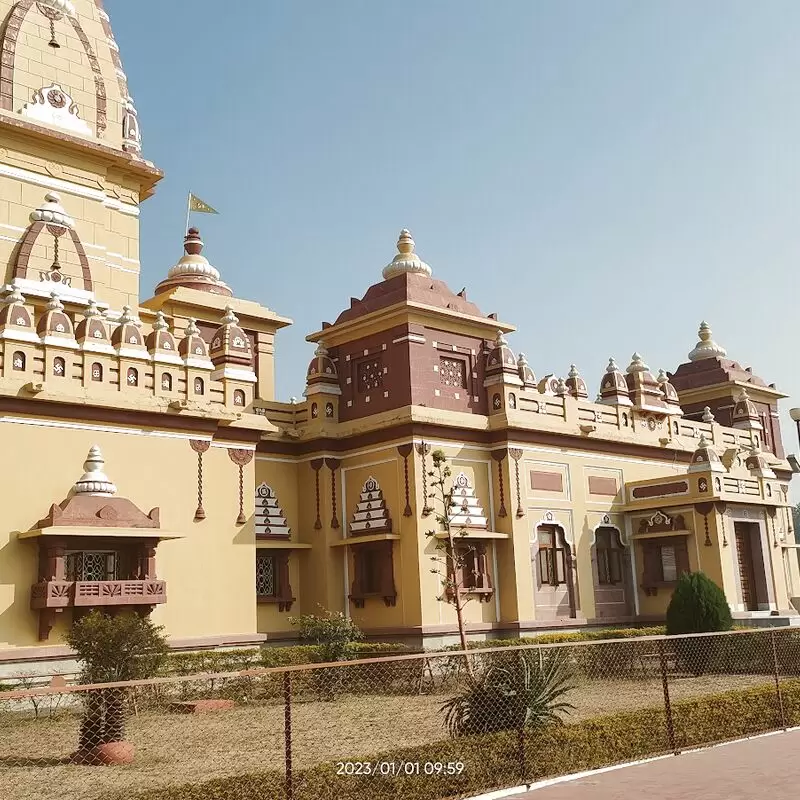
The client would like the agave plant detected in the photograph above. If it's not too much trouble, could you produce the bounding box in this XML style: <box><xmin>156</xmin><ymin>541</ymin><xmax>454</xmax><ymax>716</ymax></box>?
<box><xmin>440</xmin><ymin>649</ymin><xmax>576</xmax><ymax>737</ymax></box>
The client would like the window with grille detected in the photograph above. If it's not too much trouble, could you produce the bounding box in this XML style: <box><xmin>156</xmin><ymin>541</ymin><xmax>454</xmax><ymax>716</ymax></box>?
<box><xmin>357</xmin><ymin>357</ymin><xmax>383</xmax><ymax>393</ymax></box>
<box><xmin>256</xmin><ymin>554</ymin><xmax>277</xmax><ymax>597</ymax></box>
<box><xmin>537</xmin><ymin>528</ymin><xmax>567</xmax><ymax>586</ymax></box>
<box><xmin>596</xmin><ymin>528</ymin><xmax>623</xmax><ymax>585</ymax></box>
<box><xmin>65</xmin><ymin>551</ymin><xmax>117</xmax><ymax>582</ymax></box>
<box><xmin>440</xmin><ymin>357</ymin><xmax>466</xmax><ymax>388</ymax></box>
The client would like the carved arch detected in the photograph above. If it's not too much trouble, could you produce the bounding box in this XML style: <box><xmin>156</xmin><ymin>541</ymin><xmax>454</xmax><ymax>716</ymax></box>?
<box><xmin>12</xmin><ymin>220</ymin><xmax>93</xmax><ymax>291</ymax></box>
<box><xmin>0</xmin><ymin>1</ymin><xmax>107</xmax><ymax>136</ymax></box>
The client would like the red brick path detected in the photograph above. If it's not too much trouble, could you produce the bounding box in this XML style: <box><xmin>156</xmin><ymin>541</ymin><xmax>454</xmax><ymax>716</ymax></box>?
<box><xmin>520</xmin><ymin>730</ymin><xmax>800</xmax><ymax>799</ymax></box>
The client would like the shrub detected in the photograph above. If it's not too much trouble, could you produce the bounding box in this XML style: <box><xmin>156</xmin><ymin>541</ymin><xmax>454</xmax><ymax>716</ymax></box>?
<box><xmin>288</xmin><ymin>609</ymin><xmax>363</xmax><ymax>663</ymax></box>
<box><xmin>666</xmin><ymin>572</ymin><xmax>732</xmax><ymax>676</ymax></box>
<box><xmin>67</xmin><ymin>610</ymin><xmax>168</xmax><ymax>750</ymax></box>
<box><xmin>440</xmin><ymin>649</ymin><xmax>575</xmax><ymax>737</ymax></box>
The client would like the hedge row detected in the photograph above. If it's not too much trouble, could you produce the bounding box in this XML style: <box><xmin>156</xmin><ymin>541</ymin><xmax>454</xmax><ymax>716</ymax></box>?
<box><xmin>443</xmin><ymin>626</ymin><xmax>667</xmax><ymax>650</ymax></box>
<box><xmin>164</xmin><ymin>642</ymin><xmax>409</xmax><ymax>676</ymax></box>
<box><xmin>126</xmin><ymin>678</ymin><xmax>799</xmax><ymax>800</ymax></box>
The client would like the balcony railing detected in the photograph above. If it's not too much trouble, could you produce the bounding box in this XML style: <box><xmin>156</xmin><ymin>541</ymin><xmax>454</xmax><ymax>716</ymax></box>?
<box><xmin>30</xmin><ymin>579</ymin><xmax>167</xmax><ymax>609</ymax></box>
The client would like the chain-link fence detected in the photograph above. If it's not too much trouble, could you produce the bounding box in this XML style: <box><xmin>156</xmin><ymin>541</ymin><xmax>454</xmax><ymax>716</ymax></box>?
<box><xmin>2</xmin><ymin>627</ymin><xmax>800</xmax><ymax>800</ymax></box>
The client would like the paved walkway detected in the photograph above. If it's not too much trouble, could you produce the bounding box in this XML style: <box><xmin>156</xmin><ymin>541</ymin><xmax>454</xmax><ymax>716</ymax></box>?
<box><xmin>521</xmin><ymin>730</ymin><xmax>800</xmax><ymax>799</ymax></box>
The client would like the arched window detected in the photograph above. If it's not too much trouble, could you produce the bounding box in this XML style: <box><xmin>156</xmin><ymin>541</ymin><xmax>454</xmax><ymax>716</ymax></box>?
<box><xmin>595</xmin><ymin>527</ymin><xmax>623</xmax><ymax>585</ymax></box>
<box><xmin>12</xmin><ymin>351</ymin><xmax>25</xmax><ymax>371</ymax></box>
<box><xmin>161</xmin><ymin>373</ymin><xmax>172</xmax><ymax>391</ymax></box>
<box><xmin>91</xmin><ymin>363</ymin><xmax>103</xmax><ymax>382</ymax></box>
<box><xmin>53</xmin><ymin>356</ymin><xmax>66</xmax><ymax>377</ymax></box>
<box><xmin>537</xmin><ymin>527</ymin><xmax>567</xmax><ymax>586</ymax></box>
<box><xmin>194</xmin><ymin>377</ymin><xmax>204</xmax><ymax>395</ymax></box>
<box><xmin>126</xmin><ymin>367</ymin><xmax>138</xmax><ymax>387</ymax></box>
<box><xmin>233</xmin><ymin>389</ymin><xmax>246</xmax><ymax>407</ymax></box>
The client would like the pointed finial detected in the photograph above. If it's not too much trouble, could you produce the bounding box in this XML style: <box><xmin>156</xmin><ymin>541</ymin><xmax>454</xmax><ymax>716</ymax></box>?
<box><xmin>568</xmin><ymin>364</ymin><xmax>580</xmax><ymax>378</ymax></box>
<box><xmin>222</xmin><ymin>305</ymin><xmax>239</xmax><ymax>325</ymax></box>
<box><xmin>702</xmin><ymin>406</ymin><xmax>715</xmax><ymax>423</ymax></box>
<box><xmin>518</xmin><ymin>353</ymin><xmax>528</xmax><ymax>366</ymax></box>
<box><xmin>688</xmin><ymin>320</ymin><xmax>727</xmax><ymax>361</ymax></box>
<box><xmin>627</xmin><ymin>353</ymin><xmax>648</xmax><ymax>373</ymax></box>
<box><xmin>397</xmin><ymin>229</ymin><xmax>415</xmax><ymax>254</ymax></box>
<box><xmin>84</xmin><ymin>301</ymin><xmax>101</xmax><ymax>318</ymax></box>
<box><xmin>73</xmin><ymin>445</ymin><xmax>117</xmax><ymax>496</ymax></box>
<box><xmin>153</xmin><ymin>310</ymin><xmax>169</xmax><ymax>332</ymax></box>
<box><xmin>185</xmin><ymin>317</ymin><xmax>200</xmax><ymax>337</ymax></box>
<box><xmin>184</xmin><ymin>227</ymin><xmax>204</xmax><ymax>256</ymax></box>
<box><xmin>314</xmin><ymin>340</ymin><xmax>329</xmax><ymax>357</ymax></box>
<box><xmin>696</xmin><ymin>433</ymin><xmax>712</xmax><ymax>449</ymax></box>
<box><xmin>4</xmin><ymin>287</ymin><xmax>25</xmax><ymax>304</ymax></box>
<box><xmin>495</xmin><ymin>330</ymin><xmax>508</xmax><ymax>346</ymax></box>
<box><xmin>118</xmin><ymin>305</ymin><xmax>136</xmax><ymax>324</ymax></box>
<box><xmin>606</xmin><ymin>357</ymin><xmax>620</xmax><ymax>373</ymax></box>
<box><xmin>657</xmin><ymin>369</ymin><xmax>668</xmax><ymax>384</ymax></box>
<box><xmin>47</xmin><ymin>292</ymin><xmax>64</xmax><ymax>311</ymax></box>
<box><xmin>555</xmin><ymin>377</ymin><xmax>568</xmax><ymax>397</ymax></box>
<box><xmin>595</xmin><ymin>392</ymin><xmax>603</xmax><ymax>402</ymax></box>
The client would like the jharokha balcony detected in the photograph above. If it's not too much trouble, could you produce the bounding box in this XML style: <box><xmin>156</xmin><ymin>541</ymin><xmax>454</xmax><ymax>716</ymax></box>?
<box><xmin>20</xmin><ymin>446</ymin><xmax>181</xmax><ymax>640</ymax></box>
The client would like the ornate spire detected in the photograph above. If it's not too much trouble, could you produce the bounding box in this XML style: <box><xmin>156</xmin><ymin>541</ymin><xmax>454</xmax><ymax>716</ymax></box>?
<box><xmin>221</xmin><ymin>305</ymin><xmax>239</xmax><ymax>325</ymax></box>
<box><xmin>688</xmin><ymin>321</ymin><xmax>727</xmax><ymax>362</ymax></box>
<box><xmin>626</xmin><ymin>353</ymin><xmax>649</xmax><ymax>373</ymax></box>
<box><xmin>153</xmin><ymin>310</ymin><xmax>169</xmax><ymax>331</ymax></box>
<box><xmin>382</xmin><ymin>229</ymin><xmax>432</xmax><ymax>280</ymax></box>
<box><xmin>73</xmin><ymin>446</ymin><xmax>117</xmax><ymax>496</ymax></box>
<box><xmin>155</xmin><ymin>228</ymin><xmax>232</xmax><ymax>297</ymax></box>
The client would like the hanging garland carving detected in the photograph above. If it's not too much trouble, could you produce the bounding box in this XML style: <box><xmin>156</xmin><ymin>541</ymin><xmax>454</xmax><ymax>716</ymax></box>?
<box><xmin>695</xmin><ymin>502</ymin><xmax>714</xmax><ymax>547</ymax></box>
<box><xmin>508</xmin><ymin>448</ymin><xmax>524</xmax><ymax>518</ymax></box>
<box><xmin>715</xmin><ymin>500</ymin><xmax>728</xmax><ymax>546</ymax></box>
<box><xmin>310</xmin><ymin>459</ymin><xmax>324</xmax><ymax>529</ymax></box>
<box><xmin>189</xmin><ymin>439</ymin><xmax>211</xmax><ymax>521</ymax></box>
<box><xmin>227</xmin><ymin>448</ymin><xmax>254</xmax><ymax>525</ymax></box>
<box><xmin>491</xmin><ymin>450</ymin><xmax>507</xmax><ymax>517</ymax></box>
<box><xmin>416</xmin><ymin>441</ymin><xmax>432</xmax><ymax>517</ymax></box>
<box><xmin>325</xmin><ymin>458</ymin><xmax>341</xmax><ymax>528</ymax></box>
<box><xmin>397</xmin><ymin>444</ymin><xmax>414</xmax><ymax>516</ymax></box>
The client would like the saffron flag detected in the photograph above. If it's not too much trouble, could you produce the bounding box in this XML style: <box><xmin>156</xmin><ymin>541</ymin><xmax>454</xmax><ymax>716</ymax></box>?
<box><xmin>188</xmin><ymin>193</ymin><xmax>219</xmax><ymax>215</ymax></box>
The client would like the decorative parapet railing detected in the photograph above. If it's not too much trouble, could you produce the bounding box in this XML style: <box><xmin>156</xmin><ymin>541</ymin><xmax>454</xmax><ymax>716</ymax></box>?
<box><xmin>30</xmin><ymin>579</ymin><xmax>167</xmax><ymax>609</ymax></box>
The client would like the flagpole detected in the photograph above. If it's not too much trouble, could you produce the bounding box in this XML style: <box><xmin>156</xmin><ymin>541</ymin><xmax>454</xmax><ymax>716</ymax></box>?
<box><xmin>185</xmin><ymin>192</ymin><xmax>191</xmax><ymax>235</ymax></box>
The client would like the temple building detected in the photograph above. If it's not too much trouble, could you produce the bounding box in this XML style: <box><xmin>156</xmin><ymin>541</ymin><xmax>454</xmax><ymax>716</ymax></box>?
<box><xmin>0</xmin><ymin>0</ymin><xmax>797</xmax><ymax>662</ymax></box>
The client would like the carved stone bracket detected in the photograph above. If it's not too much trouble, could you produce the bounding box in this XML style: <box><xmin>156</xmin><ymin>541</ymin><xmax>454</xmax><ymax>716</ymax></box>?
<box><xmin>397</xmin><ymin>444</ymin><xmax>414</xmax><ymax>516</ymax></box>
<box><xmin>190</xmin><ymin>439</ymin><xmax>211</xmax><ymax>521</ymax></box>
<box><xmin>310</xmin><ymin>459</ymin><xmax>324</xmax><ymax>530</ymax></box>
<box><xmin>325</xmin><ymin>458</ymin><xmax>341</xmax><ymax>529</ymax></box>
<box><xmin>416</xmin><ymin>442</ymin><xmax>432</xmax><ymax>517</ymax></box>
<box><xmin>227</xmin><ymin>448</ymin><xmax>254</xmax><ymax>525</ymax></box>
<box><xmin>491</xmin><ymin>450</ymin><xmax>507</xmax><ymax>518</ymax></box>
<box><xmin>508</xmin><ymin>448</ymin><xmax>524</xmax><ymax>518</ymax></box>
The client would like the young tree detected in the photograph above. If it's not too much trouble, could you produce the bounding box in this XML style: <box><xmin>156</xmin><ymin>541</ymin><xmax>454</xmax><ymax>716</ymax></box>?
<box><xmin>425</xmin><ymin>449</ymin><xmax>479</xmax><ymax>667</ymax></box>
<box><xmin>289</xmin><ymin>606</ymin><xmax>363</xmax><ymax>663</ymax></box>
<box><xmin>67</xmin><ymin>611</ymin><xmax>168</xmax><ymax>757</ymax></box>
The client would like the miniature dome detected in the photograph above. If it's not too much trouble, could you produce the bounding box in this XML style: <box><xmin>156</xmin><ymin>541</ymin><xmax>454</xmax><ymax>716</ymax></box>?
<box><xmin>36</xmin><ymin>292</ymin><xmax>74</xmax><ymax>338</ymax></box>
<box><xmin>146</xmin><ymin>311</ymin><xmax>178</xmax><ymax>357</ymax></box>
<box><xmin>688</xmin><ymin>434</ymin><xmax>726</xmax><ymax>474</ymax></box>
<box><xmin>210</xmin><ymin>306</ymin><xmax>253</xmax><ymax>368</ymax></box>
<box><xmin>306</xmin><ymin>341</ymin><xmax>340</xmax><ymax>394</ymax></box>
<box><xmin>537</xmin><ymin>374</ymin><xmax>559</xmax><ymax>395</ymax></box>
<box><xmin>731</xmin><ymin>388</ymin><xmax>762</xmax><ymax>430</ymax></box>
<box><xmin>382</xmin><ymin>229</ymin><xmax>432</xmax><ymax>280</ymax></box>
<box><xmin>626</xmin><ymin>353</ymin><xmax>649</xmax><ymax>374</ymax></box>
<box><xmin>73</xmin><ymin>446</ymin><xmax>117</xmax><ymax>496</ymax></box>
<box><xmin>625</xmin><ymin>353</ymin><xmax>667</xmax><ymax>412</ymax></box>
<box><xmin>517</xmin><ymin>353</ymin><xmax>536</xmax><ymax>388</ymax></box>
<box><xmin>179</xmin><ymin>318</ymin><xmax>211</xmax><ymax>363</ymax></box>
<box><xmin>154</xmin><ymin>229</ymin><xmax>233</xmax><ymax>297</ymax></box>
<box><xmin>688</xmin><ymin>321</ymin><xmax>727</xmax><ymax>362</ymax></box>
<box><xmin>485</xmin><ymin>331</ymin><xmax>521</xmax><ymax>385</ymax></box>
<box><xmin>110</xmin><ymin>305</ymin><xmax>144</xmax><ymax>350</ymax></box>
<box><xmin>30</xmin><ymin>192</ymin><xmax>74</xmax><ymax>230</ymax></box>
<box><xmin>657</xmin><ymin>369</ymin><xmax>682</xmax><ymax>412</ymax></box>
<box><xmin>598</xmin><ymin>358</ymin><xmax>632</xmax><ymax>406</ymax></box>
<box><xmin>75</xmin><ymin>301</ymin><xmax>111</xmax><ymax>349</ymax></box>
<box><xmin>745</xmin><ymin>446</ymin><xmax>776</xmax><ymax>479</ymax></box>
<box><xmin>565</xmin><ymin>364</ymin><xmax>588</xmax><ymax>399</ymax></box>
<box><xmin>0</xmin><ymin>287</ymin><xmax>33</xmax><ymax>329</ymax></box>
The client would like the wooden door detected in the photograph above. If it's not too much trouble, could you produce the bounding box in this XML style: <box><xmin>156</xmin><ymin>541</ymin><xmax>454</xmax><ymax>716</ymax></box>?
<box><xmin>735</xmin><ymin>523</ymin><xmax>757</xmax><ymax>612</ymax></box>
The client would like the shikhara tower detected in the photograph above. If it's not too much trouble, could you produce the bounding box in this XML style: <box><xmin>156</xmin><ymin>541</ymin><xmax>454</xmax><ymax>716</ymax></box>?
<box><xmin>0</xmin><ymin>1</ymin><xmax>796</xmax><ymax>658</ymax></box>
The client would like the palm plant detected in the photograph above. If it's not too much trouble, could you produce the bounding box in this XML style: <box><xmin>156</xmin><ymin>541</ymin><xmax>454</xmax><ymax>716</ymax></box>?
<box><xmin>440</xmin><ymin>649</ymin><xmax>576</xmax><ymax>737</ymax></box>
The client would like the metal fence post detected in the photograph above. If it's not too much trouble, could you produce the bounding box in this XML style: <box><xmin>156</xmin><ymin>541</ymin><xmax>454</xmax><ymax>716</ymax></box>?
<box><xmin>658</xmin><ymin>639</ymin><xmax>678</xmax><ymax>754</ymax></box>
<box><xmin>284</xmin><ymin>672</ymin><xmax>293</xmax><ymax>800</ymax></box>
<box><xmin>770</xmin><ymin>629</ymin><xmax>787</xmax><ymax>730</ymax></box>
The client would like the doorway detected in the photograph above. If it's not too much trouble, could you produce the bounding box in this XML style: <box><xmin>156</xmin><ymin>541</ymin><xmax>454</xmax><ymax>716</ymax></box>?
<box><xmin>734</xmin><ymin>521</ymin><xmax>767</xmax><ymax>611</ymax></box>
<box><xmin>533</xmin><ymin>525</ymin><xmax>578</xmax><ymax>620</ymax></box>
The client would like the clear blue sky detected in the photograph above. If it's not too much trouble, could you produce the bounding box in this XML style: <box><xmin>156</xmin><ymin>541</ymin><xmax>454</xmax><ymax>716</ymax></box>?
<box><xmin>108</xmin><ymin>1</ymin><xmax>800</xmax><ymax>457</ymax></box>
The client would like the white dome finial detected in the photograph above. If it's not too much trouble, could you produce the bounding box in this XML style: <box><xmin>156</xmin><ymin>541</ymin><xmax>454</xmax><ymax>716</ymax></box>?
<box><xmin>382</xmin><ymin>229</ymin><xmax>433</xmax><ymax>280</ymax></box>
<box><xmin>73</xmin><ymin>445</ymin><xmax>117</xmax><ymax>496</ymax></box>
<box><xmin>688</xmin><ymin>321</ymin><xmax>727</xmax><ymax>362</ymax></box>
